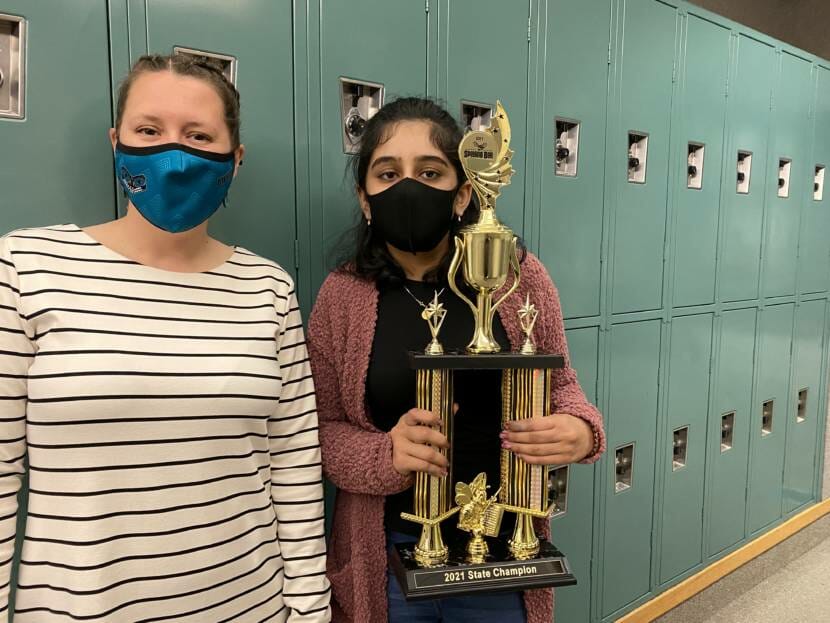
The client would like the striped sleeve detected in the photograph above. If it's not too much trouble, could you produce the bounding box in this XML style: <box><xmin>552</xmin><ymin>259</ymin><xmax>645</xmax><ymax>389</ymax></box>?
<box><xmin>270</xmin><ymin>283</ymin><xmax>331</xmax><ymax>622</ymax></box>
<box><xmin>0</xmin><ymin>238</ymin><xmax>30</xmax><ymax>614</ymax></box>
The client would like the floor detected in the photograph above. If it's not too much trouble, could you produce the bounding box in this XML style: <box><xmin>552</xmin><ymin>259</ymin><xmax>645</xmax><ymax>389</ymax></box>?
<box><xmin>655</xmin><ymin>514</ymin><xmax>830</xmax><ymax>623</ymax></box>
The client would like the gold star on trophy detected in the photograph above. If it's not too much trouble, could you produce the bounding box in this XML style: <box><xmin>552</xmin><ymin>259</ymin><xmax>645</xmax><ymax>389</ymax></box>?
<box><xmin>518</xmin><ymin>294</ymin><xmax>539</xmax><ymax>355</ymax></box>
<box><xmin>422</xmin><ymin>292</ymin><xmax>448</xmax><ymax>356</ymax></box>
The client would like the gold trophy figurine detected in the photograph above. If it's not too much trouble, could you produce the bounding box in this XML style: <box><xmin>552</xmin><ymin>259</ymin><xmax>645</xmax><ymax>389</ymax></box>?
<box><xmin>448</xmin><ymin>101</ymin><xmax>521</xmax><ymax>354</ymax></box>
<box><xmin>400</xmin><ymin>294</ymin><xmax>458</xmax><ymax>567</ymax></box>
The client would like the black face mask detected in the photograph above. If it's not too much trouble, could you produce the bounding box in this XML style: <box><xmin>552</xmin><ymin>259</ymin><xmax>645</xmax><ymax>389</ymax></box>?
<box><xmin>367</xmin><ymin>177</ymin><xmax>456</xmax><ymax>253</ymax></box>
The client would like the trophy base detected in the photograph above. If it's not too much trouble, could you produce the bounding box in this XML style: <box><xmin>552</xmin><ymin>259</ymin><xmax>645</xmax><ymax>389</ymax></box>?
<box><xmin>389</xmin><ymin>538</ymin><xmax>576</xmax><ymax>601</ymax></box>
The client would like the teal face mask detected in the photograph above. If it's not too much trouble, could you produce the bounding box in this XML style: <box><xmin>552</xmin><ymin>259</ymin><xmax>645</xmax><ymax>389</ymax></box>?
<box><xmin>114</xmin><ymin>141</ymin><xmax>236</xmax><ymax>233</ymax></box>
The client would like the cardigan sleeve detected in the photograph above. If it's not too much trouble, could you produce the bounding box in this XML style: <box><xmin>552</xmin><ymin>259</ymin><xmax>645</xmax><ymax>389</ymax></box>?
<box><xmin>526</xmin><ymin>255</ymin><xmax>606</xmax><ymax>463</ymax></box>
<box><xmin>307</xmin><ymin>274</ymin><xmax>413</xmax><ymax>496</ymax></box>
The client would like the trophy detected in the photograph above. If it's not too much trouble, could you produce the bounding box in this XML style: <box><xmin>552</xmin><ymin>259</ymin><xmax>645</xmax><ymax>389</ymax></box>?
<box><xmin>389</xmin><ymin>102</ymin><xmax>577</xmax><ymax>599</ymax></box>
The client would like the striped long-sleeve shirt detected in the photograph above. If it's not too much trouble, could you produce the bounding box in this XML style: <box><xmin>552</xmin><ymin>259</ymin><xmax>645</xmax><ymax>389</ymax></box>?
<box><xmin>0</xmin><ymin>225</ymin><xmax>330</xmax><ymax>622</ymax></box>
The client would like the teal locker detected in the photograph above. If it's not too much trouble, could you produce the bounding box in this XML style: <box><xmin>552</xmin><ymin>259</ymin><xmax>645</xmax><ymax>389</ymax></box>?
<box><xmin>610</xmin><ymin>0</ymin><xmax>677</xmax><ymax>314</ymax></box>
<box><xmin>141</xmin><ymin>0</ymin><xmax>297</xmax><ymax>272</ymax></box>
<box><xmin>601</xmin><ymin>320</ymin><xmax>662</xmax><ymax>618</ymax></box>
<box><xmin>306</xmin><ymin>0</ymin><xmax>428</xmax><ymax>294</ymax></box>
<box><xmin>747</xmin><ymin>303</ymin><xmax>794</xmax><ymax>534</ymax></box>
<box><xmin>659</xmin><ymin>313</ymin><xmax>713</xmax><ymax>583</ymax></box>
<box><xmin>535</xmin><ymin>0</ymin><xmax>612</xmax><ymax>320</ymax></box>
<box><xmin>0</xmin><ymin>0</ymin><xmax>115</xmax><ymax>233</ymax></box>
<box><xmin>782</xmin><ymin>300</ymin><xmax>826</xmax><ymax>512</ymax></box>
<box><xmin>706</xmin><ymin>308</ymin><xmax>756</xmax><ymax>557</ymax></box>
<box><xmin>553</xmin><ymin>326</ymin><xmax>600</xmax><ymax>623</ymax></box>
<box><xmin>799</xmin><ymin>66</ymin><xmax>830</xmax><ymax>294</ymax></box>
<box><xmin>762</xmin><ymin>52</ymin><xmax>813</xmax><ymax>298</ymax></box>
<box><xmin>718</xmin><ymin>35</ymin><xmax>775</xmax><ymax>303</ymax></box>
<box><xmin>671</xmin><ymin>15</ymin><xmax>730</xmax><ymax>307</ymax></box>
<box><xmin>435</xmin><ymin>0</ymin><xmax>531</xmax><ymax>233</ymax></box>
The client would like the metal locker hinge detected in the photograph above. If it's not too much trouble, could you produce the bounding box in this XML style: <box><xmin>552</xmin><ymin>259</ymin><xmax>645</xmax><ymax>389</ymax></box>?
<box><xmin>527</xmin><ymin>17</ymin><xmax>532</xmax><ymax>42</ymax></box>
<box><xmin>293</xmin><ymin>240</ymin><xmax>300</xmax><ymax>271</ymax></box>
<box><xmin>425</xmin><ymin>0</ymin><xmax>429</xmax><ymax>13</ymax></box>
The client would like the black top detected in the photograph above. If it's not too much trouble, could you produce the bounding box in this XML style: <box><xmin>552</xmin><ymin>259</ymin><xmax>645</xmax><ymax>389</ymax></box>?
<box><xmin>367</xmin><ymin>279</ymin><xmax>513</xmax><ymax>540</ymax></box>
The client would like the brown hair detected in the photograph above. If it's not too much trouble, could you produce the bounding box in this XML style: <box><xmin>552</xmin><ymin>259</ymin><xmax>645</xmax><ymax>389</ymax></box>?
<box><xmin>115</xmin><ymin>53</ymin><xmax>241</xmax><ymax>149</ymax></box>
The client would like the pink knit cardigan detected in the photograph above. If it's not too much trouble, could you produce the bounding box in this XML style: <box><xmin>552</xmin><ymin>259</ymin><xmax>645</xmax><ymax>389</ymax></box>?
<box><xmin>307</xmin><ymin>252</ymin><xmax>606</xmax><ymax>623</ymax></box>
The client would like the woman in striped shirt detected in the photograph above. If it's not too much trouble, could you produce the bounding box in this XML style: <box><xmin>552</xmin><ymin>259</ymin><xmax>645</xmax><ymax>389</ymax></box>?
<box><xmin>0</xmin><ymin>54</ymin><xmax>330</xmax><ymax>622</ymax></box>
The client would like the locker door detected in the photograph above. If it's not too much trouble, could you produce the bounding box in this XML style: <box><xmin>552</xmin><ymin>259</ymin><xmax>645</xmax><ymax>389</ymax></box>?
<box><xmin>747</xmin><ymin>303</ymin><xmax>794</xmax><ymax>534</ymax></box>
<box><xmin>602</xmin><ymin>320</ymin><xmax>661</xmax><ymax>617</ymax></box>
<box><xmin>718</xmin><ymin>36</ymin><xmax>774</xmax><ymax>303</ymax></box>
<box><xmin>143</xmin><ymin>1</ymin><xmax>297</xmax><ymax>271</ymax></box>
<box><xmin>310</xmin><ymin>0</ymin><xmax>428</xmax><ymax>293</ymax></box>
<box><xmin>438</xmin><ymin>0</ymin><xmax>531</xmax><ymax>233</ymax></box>
<box><xmin>0</xmin><ymin>1</ymin><xmax>114</xmax><ymax>233</ymax></box>
<box><xmin>536</xmin><ymin>0</ymin><xmax>612</xmax><ymax>319</ymax></box>
<box><xmin>610</xmin><ymin>0</ymin><xmax>677</xmax><ymax>314</ymax></box>
<box><xmin>707</xmin><ymin>308</ymin><xmax>756</xmax><ymax>557</ymax></box>
<box><xmin>783</xmin><ymin>299</ymin><xmax>826</xmax><ymax>512</ymax></box>
<box><xmin>659</xmin><ymin>313</ymin><xmax>713</xmax><ymax>583</ymax></box>
<box><xmin>553</xmin><ymin>326</ymin><xmax>599</xmax><ymax>623</ymax></box>
<box><xmin>762</xmin><ymin>53</ymin><xmax>812</xmax><ymax>298</ymax></box>
<box><xmin>672</xmin><ymin>16</ymin><xmax>729</xmax><ymax>307</ymax></box>
<box><xmin>799</xmin><ymin>67</ymin><xmax>830</xmax><ymax>294</ymax></box>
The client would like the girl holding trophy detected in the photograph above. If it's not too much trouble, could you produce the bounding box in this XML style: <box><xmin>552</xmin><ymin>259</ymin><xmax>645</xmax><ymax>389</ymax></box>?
<box><xmin>308</xmin><ymin>97</ymin><xmax>606</xmax><ymax>623</ymax></box>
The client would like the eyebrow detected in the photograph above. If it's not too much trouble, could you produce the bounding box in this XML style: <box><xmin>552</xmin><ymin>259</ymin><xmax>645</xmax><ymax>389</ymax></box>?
<box><xmin>370</xmin><ymin>154</ymin><xmax>451</xmax><ymax>170</ymax></box>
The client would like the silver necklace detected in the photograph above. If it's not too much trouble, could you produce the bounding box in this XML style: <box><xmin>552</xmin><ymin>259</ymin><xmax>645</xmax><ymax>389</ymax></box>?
<box><xmin>403</xmin><ymin>285</ymin><xmax>445</xmax><ymax>308</ymax></box>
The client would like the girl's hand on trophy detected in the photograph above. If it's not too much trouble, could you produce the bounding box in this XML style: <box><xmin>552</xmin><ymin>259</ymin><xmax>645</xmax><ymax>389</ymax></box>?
<box><xmin>390</xmin><ymin>408</ymin><xmax>450</xmax><ymax>477</ymax></box>
<box><xmin>500</xmin><ymin>413</ymin><xmax>594</xmax><ymax>464</ymax></box>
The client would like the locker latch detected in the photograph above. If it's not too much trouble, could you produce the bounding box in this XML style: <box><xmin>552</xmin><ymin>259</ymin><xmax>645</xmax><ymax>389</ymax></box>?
<box><xmin>720</xmin><ymin>412</ymin><xmax>735</xmax><ymax>452</ymax></box>
<box><xmin>614</xmin><ymin>444</ymin><xmax>634</xmax><ymax>492</ymax></box>
<box><xmin>173</xmin><ymin>47</ymin><xmax>237</xmax><ymax>85</ymax></box>
<box><xmin>554</xmin><ymin>118</ymin><xmax>580</xmax><ymax>177</ymax></box>
<box><xmin>627</xmin><ymin>132</ymin><xmax>648</xmax><ymax>183</ymax></box>
<box><xmin>548</xmin><ymin>465</ymin><xmax>569</xmax><ymax>517</ymax></box>
<box><xmin>777</xmin><ymin>159</ymin><xmax>791</xmax><ymax>198</ymax></box>
<box><xmin>761</xmin><ymin>399</ymin><xmax>774</xmax><ymax>436</ymax></box>
<box><xmin>460</xmin><ymin>101</ymin><xmax>493</xmax><ymax>133</ymax></box>
<box><xmin>340</xmin><ymin>77</ymin><xmax>384</xmax><ymax>154</ymax></box>
<box><xmin>687</xmin><ymin>143</ymin><xmax>704</xmax><ymax>190</ymax></box>
<box><xmin>672</xmin><ymin>426</ymin><xmax>688</xmax><ymax>470</ymax></box>
<box><xmin>0</xmin><ymin>13</ymin><xmax>26</xmax><ymax>119</ymax></box>
<box><xmin>796</xmin><ymin>388</ymin><xmax>807</xmax><ymax>423</ymax></box>
<box><xmin>814</xmin><ymin>166</ymin><xmax>825</xmax><ymax>201</ymax></box>
<box><xmin>736</xmin><ymin>150</ymin><xmax>752</xmax><ymax>194</ymax></box>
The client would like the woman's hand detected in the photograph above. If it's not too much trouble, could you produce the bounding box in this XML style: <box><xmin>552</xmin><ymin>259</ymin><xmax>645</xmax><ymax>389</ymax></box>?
<box><xmin>500</xmin><ymin>413</ymin><xmax>594</xmax><ymax>465</ymax></box>
<box><xmin>390</xmin><ymin>408</ymin><xmax>449</xmax><ymax>477</ymax></box>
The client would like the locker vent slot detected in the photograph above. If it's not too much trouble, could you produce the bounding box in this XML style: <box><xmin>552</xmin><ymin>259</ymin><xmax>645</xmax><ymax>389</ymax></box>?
<box><xmin>614</xmin><ymin>444</ymin><xmax>634</xmax><ymax>492</ymax></box>
<box><xmin>737</xmin><ymin>150</ymin><xmax>752</xmax><ymax>194</ymax></box>
<box><xmin>339</xmin><ymin>77</ymin><xmax>384</xmax><ymax>154</ymax></box>
<box><xmin>173</xmin><ymin>47</ymin><xmax>237</xmax><ymax>85</ymax></box>
<box><xmin>548</xmin><ymin>465</ymin><xmax>569</xmax><ymax>518</ymax></box>
<box><xmin>672</xmin><ymin>426</ymin><xmax>688</xmax><ymax>470</ymax></box>
<box><xmin>460</xmin><ymin>100</ymin><xmax>493</xmax><ymax>133</ymax></box>
<box><xmin>687</xmin><ymin>142</ymin><xmax>705</xmax><ymax>190</ymax></box>
<box><xmin>777</xmin><ymin>158</ymin><xmax>791</xmax><ymax>198</ymax></box>
<box><xmin>554</xmin><ymin>118</ymin><xmax>580</xmax><ymax>177</ymax></box>
<box><xmin>627</xmin><ymin>132</ymin><xmax>648</xmax><ymax>183</ymax></box>
<box><xmin>0</xmin><ymin>13</ymin><xmax>26</xmax><ymax>119</ymax></box>
<box><xmin>796</xmin><ymin>388</ymin><xmax>808</xmax><ymax>423</ymax></box>
<box><xmin>720</xmin><ymin>412</ymin><xmax>735</xmax><ymax>452</ymax></box>
<box><xmin>761</xmin><ymin>399</ymin><xmax>774</xmax><ymax>436</ymax></box>
<box><xmin>814</xmin><ymin>166</ymin><xmax>825</xmax><ymax>201</ymax></box>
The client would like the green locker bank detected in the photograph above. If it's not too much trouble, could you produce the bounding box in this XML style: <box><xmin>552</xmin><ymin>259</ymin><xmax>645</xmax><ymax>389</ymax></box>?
<box><xmin>0</xmin><ymin>1</ymin><xmax>827</xmax><ymax>621</ymax></box>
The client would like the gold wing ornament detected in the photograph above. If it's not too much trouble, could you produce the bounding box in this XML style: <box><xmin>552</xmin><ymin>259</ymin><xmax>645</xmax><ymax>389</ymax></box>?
<box><xmin>457</xmin><ymin>100</ymin><xmax>515</xmax><ymax>212</ymax></box>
